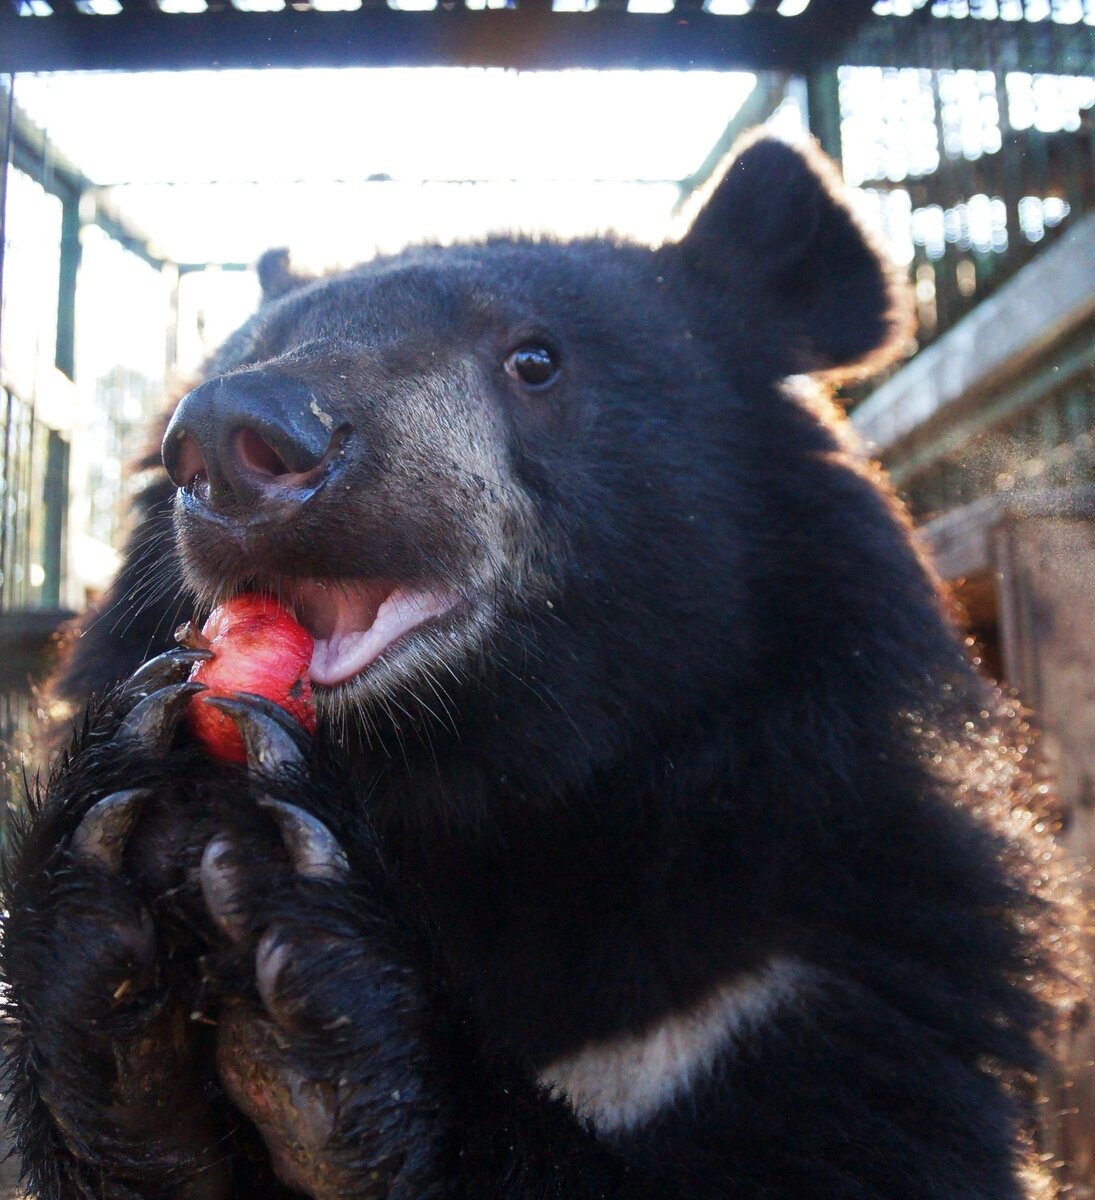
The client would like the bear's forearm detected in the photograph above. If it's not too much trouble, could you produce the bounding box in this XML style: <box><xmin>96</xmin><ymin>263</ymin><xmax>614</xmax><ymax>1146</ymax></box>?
<box><xmin>4</xmin><ymin>1019</ymin><xmax>232</xmax><ymax>1200</ymax></box>
<box><xmin>0</xmin><ymin>700</ymin><xmax>240</xmax><ymax>1200</ymax></box>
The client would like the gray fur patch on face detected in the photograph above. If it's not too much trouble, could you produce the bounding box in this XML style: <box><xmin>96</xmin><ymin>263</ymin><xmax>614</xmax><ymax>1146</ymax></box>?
<box><xmin>538</xmin><ymin>958</ymin><xmax>811</xmax><ymax>1134</ymax></box>
<box><xmin>381</xmin><ymin>356</ymin><xmax>548</xmax><ymax>596</ymax></box>
<box><xmin>315</xmin><ymin>358</ymin><xmax>552</xmax><ymax>739</ymax></box>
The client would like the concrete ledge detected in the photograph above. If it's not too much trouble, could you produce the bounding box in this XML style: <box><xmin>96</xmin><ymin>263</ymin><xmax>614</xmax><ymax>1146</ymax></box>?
<box><xmin>853</xmin><ymin>210</ymin><xmax>1095</xmax><ymax>456</ymax></box>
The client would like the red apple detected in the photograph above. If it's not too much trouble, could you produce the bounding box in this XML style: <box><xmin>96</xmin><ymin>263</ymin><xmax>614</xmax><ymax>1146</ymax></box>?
<box><xmin>179</xmin><ymin>595</ymin><xmax>316</xmax><ymax>763</ymax></box>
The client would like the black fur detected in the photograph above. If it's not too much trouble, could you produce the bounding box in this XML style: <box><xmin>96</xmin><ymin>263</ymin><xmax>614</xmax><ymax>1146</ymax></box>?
<box><xmin>1</xmin><ymin>135</ymin><xmax>1082</xmax><ymax>1200</ymax></box>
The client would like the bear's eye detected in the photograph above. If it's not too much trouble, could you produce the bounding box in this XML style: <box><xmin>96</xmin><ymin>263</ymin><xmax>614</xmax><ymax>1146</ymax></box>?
<box><xmin>505</xmin><ymin>345</ymin><xmax>559</xmax><ymax>388</ymax></box>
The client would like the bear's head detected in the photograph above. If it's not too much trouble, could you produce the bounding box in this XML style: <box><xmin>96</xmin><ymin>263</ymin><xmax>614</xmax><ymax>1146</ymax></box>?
<box><xmin>160</xmin><ymin>135</ymin><xmax>947</xmax><ymax>789</ymax></box>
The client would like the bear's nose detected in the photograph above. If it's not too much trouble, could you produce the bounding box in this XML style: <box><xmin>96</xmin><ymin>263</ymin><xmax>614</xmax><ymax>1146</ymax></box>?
<box><xmin>162</xmin><ymin>373</ymin><xmax>346</xmax><ymax>518</ymax></box>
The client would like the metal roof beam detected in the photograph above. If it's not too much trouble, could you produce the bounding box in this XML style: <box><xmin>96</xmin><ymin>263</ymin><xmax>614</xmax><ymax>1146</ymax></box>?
<box><xmin>0</xmin><ymin>5</ymin><xmax>869</xmax><ymax>74</ymax></box>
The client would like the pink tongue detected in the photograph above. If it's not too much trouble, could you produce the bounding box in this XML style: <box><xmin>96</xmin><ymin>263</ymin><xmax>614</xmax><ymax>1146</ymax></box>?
<box><xmin>297</xmin><ymin>582</ymin><xmax>459</xmax><ymax>687</ymax></box>
<box><xmin>292</xmin><ymin>583</ymin><xmax>351</xmax><ymax>642</ymax></box>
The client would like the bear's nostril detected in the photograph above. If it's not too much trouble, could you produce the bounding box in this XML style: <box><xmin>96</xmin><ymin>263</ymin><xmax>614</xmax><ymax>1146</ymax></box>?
<box><xmin>168</xmin><ymin>433</ymin><xmax>208</xmax><ymax>491</ymax></box>
<box><xmin>236</xmin><ymin>428</ymin><xmax>292</xmax><ymax>478</ymax></box>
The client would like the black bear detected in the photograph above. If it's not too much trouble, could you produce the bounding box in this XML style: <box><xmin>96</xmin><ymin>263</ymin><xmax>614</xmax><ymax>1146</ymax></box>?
<box><xmin>1</xmin><ymin>134</ymin><xmax>1080</xmax><ymax>1200</ymax></box>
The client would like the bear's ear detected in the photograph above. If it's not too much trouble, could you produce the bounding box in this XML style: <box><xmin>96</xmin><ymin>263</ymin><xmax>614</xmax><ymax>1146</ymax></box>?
<box><xmin>674</xmin><ymin>133</ymin><xmax>912</xmax><ymax>379</ymax></box>
<box><xmin>256</xmin><ymin>248</ymin><xmax>313</xmax><ymax>304</ymax></box>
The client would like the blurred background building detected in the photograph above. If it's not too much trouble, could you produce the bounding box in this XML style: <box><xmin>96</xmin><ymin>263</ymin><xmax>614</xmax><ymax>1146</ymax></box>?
<box><xmin>1</xmin><ymin>0</ymin><xmax>1093</xmax><ymax>1188</ymax></box>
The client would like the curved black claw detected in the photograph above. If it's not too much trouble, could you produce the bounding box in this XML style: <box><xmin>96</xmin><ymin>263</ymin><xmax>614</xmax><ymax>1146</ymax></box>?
<box><xmin>127</xmin><ymin>648</ymin><xmax>213</xmax><ymax>698</ymax></box>
<box><xmin>116</xmin><ymin>681</ymin><xmax>206</xmax><ymax>753</ymax></box>
<box><xmin>71</xmin><ymin>788</ymin><xmax>152</xmax><ymax>873</ymax></box>
<box><xmin>258</xmin><ymin>800</ymin><xmax>348</xmax><ymax>881</ymax></box>
<box><xmin>200</xmin><ymin>695</ymin><xmax>307</xmax><ymax>775</ymax></box>
<box><xmin>200</xmin><ymin>836</ymin><xmax>248</xmax><ymax>941</ymax></box>
<box><xmin>234</xmin><ymin>693</ymin><xmax>311</xmax><ymax>749</ymax></box>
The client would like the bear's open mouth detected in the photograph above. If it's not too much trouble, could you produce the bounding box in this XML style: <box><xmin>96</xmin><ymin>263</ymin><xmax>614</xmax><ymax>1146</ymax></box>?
<box><xmin>288</xmin><ymin>580</ymin><xmax>463</xmax><ymax>688</ymax></box>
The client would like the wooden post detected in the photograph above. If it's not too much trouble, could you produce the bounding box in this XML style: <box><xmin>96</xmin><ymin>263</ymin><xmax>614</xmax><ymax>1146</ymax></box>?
<box><xmin>992</xmin><ymin>512</ymin><xmax>1095</xmax><ymax>1188</ymax></box>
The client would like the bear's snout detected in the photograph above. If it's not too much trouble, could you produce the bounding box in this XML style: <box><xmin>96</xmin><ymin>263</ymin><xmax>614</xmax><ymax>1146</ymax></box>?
<box><xmin>162</xmin><ymin>371</ymin><xmax>349</xmax><ymax>521</ymax></box>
